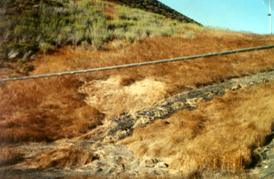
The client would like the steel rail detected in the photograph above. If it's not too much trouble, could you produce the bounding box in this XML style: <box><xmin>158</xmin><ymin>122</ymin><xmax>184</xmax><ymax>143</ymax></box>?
<box><xmin>1</xmin><ymin>44</ymin><xmax>274</xmax><ymax>83</ymax></box>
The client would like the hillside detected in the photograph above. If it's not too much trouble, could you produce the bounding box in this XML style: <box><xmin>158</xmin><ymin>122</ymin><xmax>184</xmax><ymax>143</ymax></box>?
<box><xmin>0</xmin><ymin>0</ymin><xmax>198</xmax><ymax>60</ymax></box>
<box><xmin>1</xmin><ymin>0</ymin><xmax>274</xmax><ymax>178</ymax></box>
<box><xmin>107</xmin><ymin>0</ymin><xmax>200</xmax><ymax>24</ymax></box>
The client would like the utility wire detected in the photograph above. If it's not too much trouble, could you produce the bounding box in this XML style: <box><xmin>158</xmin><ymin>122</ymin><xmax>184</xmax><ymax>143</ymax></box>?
<box><xmin>1</xmin><ymin>44</ymin><xmax>274</xmax><ymax>83</ymax></box>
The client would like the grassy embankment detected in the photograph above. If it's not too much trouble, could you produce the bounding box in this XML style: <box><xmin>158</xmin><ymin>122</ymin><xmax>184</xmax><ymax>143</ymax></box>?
<box><xmin>1</xmin><ymin>0</ymin><xmax>274</xmax><ymax>148</ymax></box>
<box><xmin>1</xmin><ymin>0</ymin><xmax>274</xmax><ymax>176</ymax></box>
<box><xmin>0</xmin><ymin>0</ymin><xmax>203</xmax><ymax>143</ymax></box>
<box><xmin>0</xmin><ymin>0</ymin><xmax>194</xmax><ymax>60</ymax></box>
<box><xmin>122</xmin><ymin>82</ymin><xmax>274</xmax><ymax>176</ymax></box>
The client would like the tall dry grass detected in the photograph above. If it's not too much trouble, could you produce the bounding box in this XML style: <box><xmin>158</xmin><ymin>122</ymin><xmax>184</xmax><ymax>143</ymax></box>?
<box><xmin>0</xmin><ymin>147</ymin><xmax>23</xmax><ymax>166</ymax></box>
<box><xmin>121</xmin><ymin>82</ymin><xmax>274</xmax><ymax>177</ymax></box>
<box><xmin>1</xmin><ymin>28</ymin><xmax>274</xmax><ymax>144</ymax></box>
<box><xmin>0</xmin><ymin>77</ymin><xmax>104</xmax><ymax>143</ymax></box>
<box><xmin>32</xmin><ymin>31</ymin><xmax>274</xmax><ymax>116</ymax></box>
<box><xmin>19</xmin><ymin>146</ymin><xmax>94</xmax><ymax>169</ymax></box>
<box><xmin>79</xmin><ymin>76</ymin><xmax>167</xmax><ymax>117</ymax></box>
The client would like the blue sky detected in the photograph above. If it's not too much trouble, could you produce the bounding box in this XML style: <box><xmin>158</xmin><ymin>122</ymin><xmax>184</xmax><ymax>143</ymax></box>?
<box><xmin>160</xmin><ymin>0</ymin><xmax>272</xmax><ymax>34</ymax></box>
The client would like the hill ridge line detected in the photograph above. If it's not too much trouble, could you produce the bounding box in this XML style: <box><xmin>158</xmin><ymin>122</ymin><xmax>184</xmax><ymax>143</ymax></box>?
<box><xmin>107</xmin><ymin>0</ymin><xmax>201</xmax><ymax>24</ymax></box>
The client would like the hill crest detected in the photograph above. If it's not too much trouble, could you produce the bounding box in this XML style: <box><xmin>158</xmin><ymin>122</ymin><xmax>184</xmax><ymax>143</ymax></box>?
<box><xmin>107</xmin><ymin>0</ymin><xmax>200</xmax><ymax>24</ymax></box>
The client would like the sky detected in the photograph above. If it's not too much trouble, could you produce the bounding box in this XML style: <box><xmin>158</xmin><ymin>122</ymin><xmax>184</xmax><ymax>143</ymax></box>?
<box><xmin>160</xmin><ymin>0</ymin><xmax>273</xmax><ymax>34</ymax></box>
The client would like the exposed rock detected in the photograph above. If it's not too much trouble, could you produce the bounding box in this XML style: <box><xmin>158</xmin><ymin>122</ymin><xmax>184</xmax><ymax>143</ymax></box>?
<box><xmin>250</xmin><ymin>130</ymin><xmax>274</xmax><ymax>178</ymax></box>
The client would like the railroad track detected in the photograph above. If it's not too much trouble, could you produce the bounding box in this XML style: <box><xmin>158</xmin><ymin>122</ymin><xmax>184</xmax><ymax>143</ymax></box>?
<box><xmin>1</xmin><ymin>44</ymin><xmax>274</xmax><ymax>83</ymax></box>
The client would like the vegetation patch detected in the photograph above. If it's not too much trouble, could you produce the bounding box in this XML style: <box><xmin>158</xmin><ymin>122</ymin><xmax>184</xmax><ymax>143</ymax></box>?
<box><xmin>0</xmin><ymin>0</ymin><xmax>201</xmax><ymax>61</ymax></box>
<box><xmin>1</xmin><ymin>0</ymin><xmax>109</xmax><ymax>60</ymax></box>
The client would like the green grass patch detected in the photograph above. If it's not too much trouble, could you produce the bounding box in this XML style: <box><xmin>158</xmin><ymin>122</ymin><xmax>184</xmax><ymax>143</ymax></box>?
<box><xmin>1</xmin><ymin>0</ymin><xmax>109</xmax><ymax>59</ymax></box>
<box><xmin>0</xmin><ymin>0</ymin><xmax>202</xmax><ymax>61</ymax></box>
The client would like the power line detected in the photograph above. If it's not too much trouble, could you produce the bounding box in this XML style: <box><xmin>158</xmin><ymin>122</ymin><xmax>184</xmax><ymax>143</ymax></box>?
<box><xmin>1</xmin><ymin>44</ymin><xmax>274</xmax><ymax>83</ymax></box>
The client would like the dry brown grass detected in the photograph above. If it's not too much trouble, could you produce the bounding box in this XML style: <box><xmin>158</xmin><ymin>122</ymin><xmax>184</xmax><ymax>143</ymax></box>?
<box><xmin>79</xmin><ymin>76</ymin><xmax>167</xmax><ymax>117</ymax></box>
<box><xmin>19</xmin><ymin>146</ymin><xmax>94</xmax><ymax>169</ymax></box>
<box><xmin>0</xmin><ymin>147</ymin><xmax>24</xmax><ymax>166</ymax></box>
<box><xmin>121</xmin><ymin>82</ymin><xmax>274</xmax><ymax>177</ymax></box>
<box><xmin>1</xmin><ymin>29</ymin><xmax>274</xmax><ymax>144</ymax></box>
<box><xmin>0</xmin><ymin>77</ymin><xmax>105</xmax><ymax>143</ymax></box>
<box><xmin>32</xmin><ymin>30</ymin><xmax>274</xmax><ymax>117</ymax></box>
<box><xmin>33</xmin><ymin>31</ymin><xmax>274</xmax><ymax>96</ymax></box>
